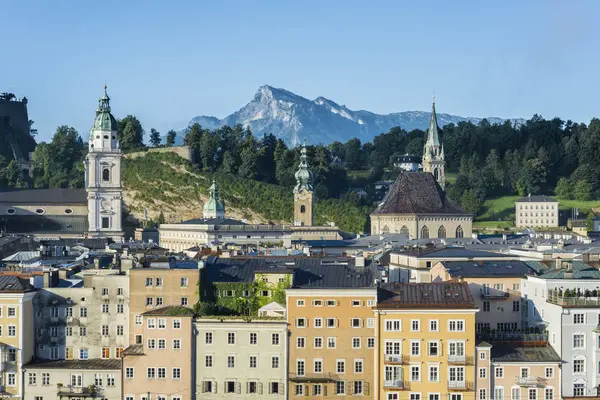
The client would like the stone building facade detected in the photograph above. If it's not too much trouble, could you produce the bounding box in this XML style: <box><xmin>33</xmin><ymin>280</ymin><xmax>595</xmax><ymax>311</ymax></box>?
<box><xmin>515</xmin><ymin>195</ymin><xmax>559</xmax><ymax>228</ymax></box>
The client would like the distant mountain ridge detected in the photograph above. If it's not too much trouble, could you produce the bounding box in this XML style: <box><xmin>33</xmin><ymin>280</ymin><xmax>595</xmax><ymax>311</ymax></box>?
<box><xmin>188</xmin><ymin>85</ymin><xmax>523</xmax><ymax>146</ymax></box>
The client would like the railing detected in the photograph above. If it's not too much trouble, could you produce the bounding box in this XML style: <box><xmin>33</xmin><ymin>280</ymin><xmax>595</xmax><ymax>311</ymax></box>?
<box><xmin>547</xmin><ymin>292</ymin><xmax>600</xmax><ymax>308</ymax></box>
<box><xmin>448</xmin><ymin>355</ymin><xmax>474</xmax><ymax>364</ymax></box>
<box><xmin>515</xmin><ymin>377</ymin><xmax>546</xmax><ymax>387</ymax></box>
<box><xmin>448</xmin><ymin>381</ymin><xmax>474</xmax><ymax>390</ymax></box>
<box><xmin>480</xmin><ymin>289</ymin><xmax>510</xmax><ymax>299</ymax></box>
<box><xmin>57</xmin><ymin>386</ymin><xmax>97</xmax><ymax>396</ymax></box>
<box><xmin>289</xmin><ymin>373</ymin><xmax>339</xmax><ymax>382</ymax></box>
<box><xmin>384</xmin><ymin>355</ymin><xmax>409</xmax><ymax>364</ymax></box>
<box><xmin>477</xmin><ymin>332</ymin><xmax>548</xmax><ymax>344</ymax></box>
<box><xmin>384</xmin><ymin>380</ymin><xmax>405</xmax><ymax>389</ymax></box>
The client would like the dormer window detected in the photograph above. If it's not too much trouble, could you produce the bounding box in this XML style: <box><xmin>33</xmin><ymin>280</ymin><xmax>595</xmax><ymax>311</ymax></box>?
<box><xmin>102</xmin><ymin>168</ymin><xmax>110</xmax><ymax>182</ymax></box>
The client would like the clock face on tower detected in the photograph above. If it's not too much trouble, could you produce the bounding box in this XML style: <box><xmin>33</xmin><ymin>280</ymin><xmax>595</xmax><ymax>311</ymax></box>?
<box><xmin>100</xmin><ymin>199</ymin><xmax>111</xmax><ymax>212</ymax></box>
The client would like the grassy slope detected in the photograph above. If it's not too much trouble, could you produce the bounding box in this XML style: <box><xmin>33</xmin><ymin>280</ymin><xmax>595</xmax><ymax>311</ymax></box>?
<box><xmin>122</xmin><ymin>152</ymin><xmax>371</xmax><ymax>233</ymax></box>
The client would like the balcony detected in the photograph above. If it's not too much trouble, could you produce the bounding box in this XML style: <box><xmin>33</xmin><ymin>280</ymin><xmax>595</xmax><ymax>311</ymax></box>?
<box><xmin>477</xmin><ymin>331</ymin><xmax>548</xmax><ymax>345</ymax></box>
<box><xmin>480</xmin><ymin>289</ymin><xmax>510</xmax><ymax>299</ymax></box>
<box><xmin>447</xmin><ymin>355</ymin><xmax>474</xmax><ymax>365</ymax></box>
<box><xmin>384</xmin><ymin>355</ymin><xmax>409</xmax><ymax>364</ymax></box>
<box><xmin>515</xmin><ymin>377</ymin><xmax>546</xmax><ymax>387</ymax></box>
<box><xmin>448</xmin><ymin>381</ymin><xmax>474</xmax><ymax>391</ymax></box>
<box><xmin>289</xmin><ymin>373</ymin><xmax>339</xmax><ymax>383</ymax></box>
<box><xmin>547</xmin><ymin>292</ymin><xmax>600</xmax><ymax>308</ymax></box>
<box><xmin>384</xmin><ymin>380</ymin><xmax>407</xmax><ymax>390</ymax></box>
<box><xmin>57</xmin><ymin>385</ymin><xmax>98</xmax><ymax>398</ymax></box>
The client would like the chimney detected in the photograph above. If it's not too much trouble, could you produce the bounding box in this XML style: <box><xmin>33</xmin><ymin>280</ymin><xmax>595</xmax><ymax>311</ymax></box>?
<box><xmin>555</xmin><ymin>257</ymin><xmax>561</xmax><ymax>270</ymax></box>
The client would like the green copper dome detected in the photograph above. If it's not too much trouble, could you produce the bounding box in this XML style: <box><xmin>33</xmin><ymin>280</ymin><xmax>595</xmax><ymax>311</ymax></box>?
<box><xmin>203</xmin><ymin>179</ymin><xmax>225</xmax><ymax>218</ymax></box>
<box><xmin>294</xmin><ymin>142</ymin><xmax>313</xmax><ymax>193</ymax></box>
<box><xmin>92</xmin><ymin>86</ymin><xmax>118</xmax><ymax>131</ymax></box>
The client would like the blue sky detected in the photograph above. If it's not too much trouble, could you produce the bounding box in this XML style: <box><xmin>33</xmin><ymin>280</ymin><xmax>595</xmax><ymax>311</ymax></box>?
<box><xmin>2</xmin><ymin>0</ymin><xmax>599</xmax><ymax>141</ymax></box>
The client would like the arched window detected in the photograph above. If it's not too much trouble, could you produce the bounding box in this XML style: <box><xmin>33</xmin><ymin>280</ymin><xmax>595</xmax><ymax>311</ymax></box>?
<box><xmin>438</xmin><ymin>225</ymin><xmax>446</xmax><ymax>239</ymax></box>
<box><xmin>300</xmin><ymin>205</ymin><xmax>306</xmax><ymax>213</ymax></box>
<box><xmin>456</xmin><ymin>225</ymin><xmax>464</xmax><ymax>239</ymax></box>
<box><xmin>421</xmin><ymin>225</ymin><xmax>429</xmax><ymax>239</ymax></box>
<box><xmin>400</xmin><ymin>226</ymin><xmax>409</xmax><ymax>237</ymax></box>
<box><xmin>434</xmin><ymin>168</ymin><xmax>439</xmax><ymax>180</ymax></box>
<box><xmin>102</xmin><ymin>168</ymin><xmax>110</xmax><ymax>182</ymax></box>
<box><xmin>382</xmin><ymin>225</ymin><xmax>390</xmax><ymax>234</ymax></box>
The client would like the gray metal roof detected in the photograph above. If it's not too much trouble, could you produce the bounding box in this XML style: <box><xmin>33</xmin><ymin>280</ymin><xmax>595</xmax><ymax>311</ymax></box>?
<box><xmin>0</xmin><ymin>276</ymin><xmax>34</xmax><ymax>292</ymax></box>
<box><xmin>178</xmin><ymin>217</ymin><xmax>247</xmax><ymax>225</ymax></box>
<box><xmin>25</xmin><ymin>359</ymin><xmax>121</xmax><ymax>370</ymax></box>
<box><xmin>515</xmin><ymin>195</ymin><xmax>557</xmax><ymax>203</ymax></box>
<box><xmin>1</xmin><ymin>215</ymin><xmax>88</xmax><ymax>234</ymax></box>
<box><xmin>203</xmin><ymin>257</ymin><xmax>374</xmax><ymax>289</ymax></box>
<box><xmin>527</xmin><ymin>260</ymin><xmax>600</xmax><ymax>280</ymax></box>
<box><xmin>441</xmin><ymin>260</ymin><xmax>535</xmax><ymax>278</ymax></box>
<box><xmin>0</xmin><ymin>188</ymin><xmax>87</xmax><ymax>204</ymax></box>
<box><xmin>142</xmin><ymin>305</ymin><xmax>195</xmax><ymax>317</ymax></box>
<box><xmin>372</xmin><ymin>172</ymin><xmax>468</xmax><ymax>215</ymax></box>
<box><xmin>399</xmin><ymin>247</ymin><xmax>511</xmax><ymax>259</ymax></box>
<box><xmin>491</xmin><ymin>345</ymin><xmax>561</xmax><ymax>363</ymax></box>
<box><xmin>377</xmin><ymin>281</ymin><xmax>476</xmax><ymax>309</ymax></box>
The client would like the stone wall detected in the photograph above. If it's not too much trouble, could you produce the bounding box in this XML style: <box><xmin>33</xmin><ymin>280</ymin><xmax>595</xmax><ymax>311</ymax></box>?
<box><xmin>124</xmin><ymin>146</ymin><xmax>194</xmax><ymax>163</ymax></box>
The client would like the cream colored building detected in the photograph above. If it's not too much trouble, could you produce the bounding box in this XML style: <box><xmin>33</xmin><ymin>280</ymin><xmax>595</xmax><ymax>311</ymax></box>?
<box><xmin>430</xmin><ymin>260</ymin><xmax>534</xmax><ymax>332</ymax></box>
<box><xmin>370</xmin><ymin>172</ymin><xmax>472</xmax><ymax>238</ymax></box>
<box><xmin>195</xmin><ymin>317</ymin><xmax>288</xmax><ymax>398</ymax></box>
<box><xmin>23</xmin><ymin>359</ymin><xmax>121</xmax><ymax>400</ymax></box>
<box><xmin>515</xmin><ymin>195</ymin><xmax>559</xmax><ymax>228</ymax></box>
<box><xmin>0</xmin><ymin>276</ymin><xmax>36</xmax><ymax>399</ymax></box>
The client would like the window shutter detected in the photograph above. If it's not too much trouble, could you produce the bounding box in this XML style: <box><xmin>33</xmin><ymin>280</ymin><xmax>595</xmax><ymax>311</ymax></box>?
<box><xmin>347</xmin><ymin>381</ymin><xmax>354</xmax><ymax>395</ymax></box>
<box><xmin>364</xmin><ymin>382</ymin><xmax>369</xmax><ymax>395</ymax></box>
<box><xmin>336</xmin><ymin>318</ymin><xmax>339</xmax><ymax>327</ymax></box>
<box><xmin>259</xmin><ymin>382</ymin><xmax>263</xmax><ymax>394</ymax></box>
<box><xmin>323</xmin><ymin>384</ymin><xmax>328</xmax><ymax>396</ymax></box>
<box><xmin>212</xmin><ymin>381</ymin><xmax>217</xmax><ymax>393</ymax></box>
<box><xmin>236</xmin><ymin>382</ymin><xmax>241</xmax><ymax>394</ymax></box>
<box><xmin>246</xmin><ymin>382</ymin><xmax>249</xmax><ymax>394</ymax></box>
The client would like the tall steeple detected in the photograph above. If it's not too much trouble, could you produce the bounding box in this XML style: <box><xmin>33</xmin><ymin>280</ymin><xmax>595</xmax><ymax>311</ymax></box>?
<box><xmin>203</xmin><ymin>179</ymin><xmax>225</xmax><ymax>219</ymax></box>
<box><xmin>293</xmin><ymin>140</ymin><xmax>314</xmax><ymax>226</ymax></box>
<box><xmin>422</xmin><ymin>96</ymin><xmax>446</xmax><ymax>190</ymax></box>
<box><xmin>85</xmin><ymin>85</ymin><xmax>123</xmax><ymax>240</ymax></box>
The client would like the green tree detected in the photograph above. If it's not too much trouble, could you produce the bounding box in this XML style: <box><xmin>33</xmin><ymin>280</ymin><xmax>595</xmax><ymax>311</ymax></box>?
<box><xmin>555</xmin><ymin>177</ymin><xmax>573</xmax><ymax>199</ymax></box>
<box><xmin>149</xmin><ymin>128</ymin><xmax>161</xmax><ymax>147</ymax></box>
<box><xmin>220</xmin><ymin>151</ymin><xmax>237</xmax><ymax>174</ymax></box>
<box><xmin>586</xmin><ymin>213</ymin><xmax>594</xmax><ymax>231</ymax></box>
<box><xmin>239</xmin><ymin>147</ymin><xmax>258</xmax><ymax>180</ymax></box>
<box><xmin>573</xmin><ymin>179</ymin><xmax>592</xmax><ymax>201</ymax></box>
<box><xmin>118</xmin><ymin>115</ymin><xmax>144</xmax><ymax>151</ymax></box>
<box><xmin>166</xmin><ymin>130</ymin><xmax>177</xmax><ymax>147</ymax></box>
<box><xmin>517</xmin><ymin>158</ymin><xmax>547</xmax><ymax>195</ymax></box>
<box><xmin>461</xmin><ymin>189</ymin><xmax>482</xmax><ymax>214</ymax></box>
<box><xmin>157</xmin><ymin>211</ymin><xmax>165</xmax><ymax>224</ymax></box>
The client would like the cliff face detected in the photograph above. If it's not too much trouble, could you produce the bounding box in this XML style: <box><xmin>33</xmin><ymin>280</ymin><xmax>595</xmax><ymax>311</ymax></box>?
<box><xmin>0</xmin><ymin>96</ymin><xmax>36</xmax><ymax>161</ymax></box>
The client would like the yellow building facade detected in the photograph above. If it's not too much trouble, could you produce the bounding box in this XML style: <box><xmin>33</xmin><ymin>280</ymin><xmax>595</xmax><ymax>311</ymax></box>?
<box><xmin>374</xmin><ymin>282</ymin><xmax>478</xmax><ymax>400</ymax></box>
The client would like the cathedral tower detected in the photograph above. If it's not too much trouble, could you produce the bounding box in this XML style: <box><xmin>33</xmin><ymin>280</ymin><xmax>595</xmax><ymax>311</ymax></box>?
<box><xmin>422</xmin><ymin>97</ymin><xmax>446</xmax><ymax>190</ymax></box>
<box><xmin>85</xmin><ymin>86</ymin><xmax>123</xmax><ymax>240</ymax></box>
<box><xmin>293</xmin><ymin>141</ymin><xmax>313</xmax><ymax>226</ymax></box>
<box><xmin>203</xmin><ymin>179</ymin><xmax>225</xmax><ymax>219</ymax></box>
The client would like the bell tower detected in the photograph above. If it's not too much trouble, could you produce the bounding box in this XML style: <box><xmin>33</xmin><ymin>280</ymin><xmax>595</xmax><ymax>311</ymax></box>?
<box><xmin>422</xmin><ymin>96</ymin><xmax>446</xmax><ymax>190</ymax></box>
<box><xmin>293</xmin><ymin>141</ymin><xmax>313</xmax><ymax>226</ymax></box>
<box><xmin>84</xmin><ymin>86</ymin><xmax>123</xmax><ymax>240</ymax></box>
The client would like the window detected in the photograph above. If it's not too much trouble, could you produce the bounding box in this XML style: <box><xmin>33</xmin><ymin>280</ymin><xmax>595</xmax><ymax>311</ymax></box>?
<box><xmin>42</xmin><ymin>373</ymin><xmax>50</xmax><ymax>385</ymax></box>
<box><xmin>147</xmin><ymin>339</ymin><xmax>156</xmax><ymax>349</ymax></box>
<box><xmin>102</xmin><ymin>325</ymin><xmax>109</xmax><ymax>336</ymax></box>
<box><xmin>410</xmin><ymin>394</ymin><xmax>421</xmax><ymax>400</ymax></box>
<box><xmin>354</xmin><ymin>381</ymin><xmax>364</xmax><ymax>395</ymax></box>
<box><xmin>171</xmin><ymin>339</ymin><xmax>181</xmax><ymax>350</ymax></box>
<box><xmin>297</xmin><ymin>299</ymin><xmax>305</xmax><ymax>306</ymax></box>
<box><xmin>479</xmin><ymin>389</ymin><xmax>487</xmax><ymax>400</ymax></box>
<box><xmin>135</xmin><ymin>315</ymin><xmax>143</xmax><ymax>325</ymax></box>
<box><xmin>512</xmin><ymin>387</ymin><xmax>520</xmax><ymax>400</ymax></box>
<box><xmin>157</xmin><ymin>318</ymin><xmax>166</xmax><ymax>329</ymax></box>
<box><xmin>545</xmin><ymin>388</ymin><xmax>553</xmax><ymax>400</ymax></box>
<box><xmin>573</xmin><ymin>334</ymin><xmax>585</xmax><ymax>349</ymax></box>
<box><xmin>573</xmin><ymin>358</ymin><xmax>585</xmax><ymax>373</ymax></box>
<box><xmin>327</xmin><ymin>300</ymin><xmax>336</xmax><ymax>306</ymax></box>
<box><xmin>272</xmin><ymin>356</ymin><xmax>279</xmax><ymax>368</ymax></box>
<box><xmin>295</xmin><ymin>385</ymin><xmax>305</xmax><ymax>396</ymax></box>
<box><xmin>351</xmin><ymin>318</ymin><xmax>362</xmax><ymax>328</ymax></box>
<box><xmin>95</xmin><ymin>373</ymin><xmax>103</xmax><ymax>386</ymax></box>
<box><xmin>205</xmin><ymin>332</ymin><xmax>213</xmax><ymax>344</ymax></box>
<box><xmin>117</xmin><ymin>325</ymin><xmax>124</xmax><ymax>336</ymax></box>
<box><xmin>429</xmin><ymin>365</ymin><xmax>439</xmax><ymax>382</ymax></box>
<box><xmin>545</xmin><ymin>367</ymin><xmax>553</xmax><ymax>378</ymax></box>
<box><xmin>227</xmin><ymin>355</ymin><xmax>235</xmax><ymax>368</ymax></box>
<box><xmin>573</xmin><ymin>384</ymin><xmax>585</xmax><ymax>397</ymax></box>
<box><xmin>529</xmin><ymin>388</ymin><xmax>537</xmax><ymax>400</ymax></box>
<box><xmin>205</xmin><ymin>355</ymin><xmax>213</xmax><ymax>368</ymax></box>
<box><xmin>296</xmin><ymin>318</ymin><xmax>307</xmax><ymax>328</ymax></box>
<box><xmin>6</xmin><ymin>307</ymin><xmax>15</xmax><ymax>318</ymax></box>
<box><xmin>337</xmin><ymin>360</ymin><xmax>346</xmax><ymax>373</ymax></box>
<box><xmin>29</xmin><ymin>372</ymin><xmax>36</xmax><ymax>385</ymax></box>
<box><xmin>250</xmin><ymin>356</ymin><xmax>258</xmax><ymax>368</ymax></box>
<box><xmin>270</xmin><ymin>382</ymin><xmax>280</xmax><ymax>394</ymax></box>
<box><xmin>352</xmin><ymin>300</ymin><xmax>362</xmax><ymax>307</ymax></box>
<box><xmin>355</xmin><ymin>359</ymin><xmax>364</xmax><ymax>373</ymax></box>
<box><xmin>173</xmin><ymin>319</ymin><xmax>181</xmax><ymax>329</ymax></box>
<box><xmin>226</xmin><ymin>381</ymin><xmax>236</xmax><ymax>393</ymax></box>
<box><xmin>353</xmin><ymin>337</ymin><xmax>361</xmax><ymax>349</ymax></box>
<box><xmin>336</xmin><ymin>381</ymin><xmax>346</xmax><ymax>395</ymax></box>
<box><xmin>574</xmin><ymin>313</ymin><xmax>585</xmax><ymax>324</ymax></box>
<box><xmin>326</xmin><ymin>318</ymin><xmax>337</xmax><ymax>327</ymax></box>
<box><xmin>147</xmin><ymin>318</ymin><xmax>156</xmax><ymax>329</ymax></box>
<box><xmin>102</xmin><ymin>217</ymin><xmax>110</xmax><ymax>229</ymax></box>
<box><xmin>106</xmin><ymin>374</ymin><xmax>115</xmax><ymax>386</ymax></box>
<box><xmin>101</xmin><ymin>347</ymin><xmax>110</xmax><ymax>359</ymax></box>
<box><xmin>411</xmin><ymin>365</ymin><xmax>421</xmax><ymax>381</ymax></box>
<box><xmin>158</xmin><ymin>339</ymin><xmax>166</xmax><ymax>349</ymax></box>
<box><xmin>385</xmin><ymin>340</ymin><xmax>401</xmax><ymax>356</ymax></box>
<box><xmin>180</xmin><ymin>297</ymin><xmax>188</xmax><ymax>306</ymax></box>
<box><xmin>312</xmin><ymin>384</ymin><xmax>321</xmax><ymax>396</ymax></box>
<box><xmin>146</xmin><ymin>277</ymin><xmax>153</xmax><ymax>287</ymax></box>
<box><xmin>429</xmin><ymin>341</ymin><xmax>439</xmax><ymax>356</ymax></box>
<box><xmin>479</xmin><ymin>368</ymin><xmax>487</xmax><ymax>379</ymax></box>
<box><xmin>79</xmin><ymin>349</ymin><xmax>89</xmax><ymax>359</ymax></box>
<box><xmin>495</xmin><ymin>367</ymin><xmax>504</xmax><ymax>378</ymax></box>
<box><xmin>70</xmin><ymin>374</ymin><xmax>82</xmax><ymax>387</ymax></box>
<box><xmin>386</xmin><ymin>319</ymin><xmax>401</xmax><ymax>331</ymax></box>
<box><xmin>155</xmin><ymin>277</ymin><xmax>163</xmax><ymax>287</ymax></box>
<box><xmin>495</xmin><ymin>388</ymin><xmax>504</xmax><ymax>400</ymax></box>
<box><xmin>116</xmin><ymin>348</ymin><xmax>123</xmax><ymax>358</ymax></box>
<box><xmin>313</xmin><ymin>317</ymin><xmax>323</xmax><ymax>328</ymax></box>
<box><xmin>172</xmin><ymin>368</ymin><xmax>181</xmax><ymax>379</ymax></box>
<box><xmin>429</xmin><ymin>320</ymin><xmax>438</xmax><ymax>331</ymax></box>
<box><xmin>156</xmin><ymin>297</ymin><xmax>163</xmax><ymax>306</ymax></box>
<box><xmin>66</xmin><ymin>347</ymin><xmax>73</xmax><ymax>359</ymax></box>
<box><xmin>367</xmin><ymin>337</ymin><xmax>375</xmax><ymax>348</ymax></box>
<box><xmin>297</xmin><ymin>360</ymin><xmax>306</xmax><ymax>376</ymax></box>
<box><xmin>250</xmin><ymin>332</ymin><xmax>258</xmax><ymax>345</ymax></box>
<box><xmin>101</xmin><ymin>304</ymin><xmax>109</xmax><ymax>314</ymax></box>
<box><xmin>147</xmin><ymin>368</ymin><xmax>156</xmax><ymax>379</ymax></box>
<box><xmin>314</xmin><ymin>359</ymin><xmax>323</xmax><ymax>373</ymax></box>
<box><xmin>102</xmin><ymin>168</ymin><xmax>110</xmax><ymax>181</ymax></box>
<box><xmin>314</xmin><ymin>337</ymin><xmax>323</xmax><ymax>348</ymax></box>
<box><xmin>66</xmin><ymin>307</ymin><xmax>73</xmax><ymax>317</ymax></box>
<box><xmin>367</xmin><ymin>318</ymin><xmax>375</xmax><ymax>328</ymax></box>
<box><xmin>313</xmin><ymin>299</ymin><xmax>323</xmax><ymax>306</ymax></box>
<box><xmin>272</xmin><ymin>333</ymin><xmax>280</xmax><ymax>345</ymax></box>
<box><xmin>117</xmin><ymin>304</ymin><xmax>124</xmax><ymax>313</ymax></box>
<box><xmin>49</xmin><ymin>346</ymin><xmax>58</xmax><ymax>360</ymax></box>
<box><xmin>449</xmin><ymin>320</ymin><xmax>465</xmax><ymax>331</ymax></box>
<box><xmin>483</xmin><ymin>301</ymin><xmax>490</xmax><ymax>312</ymax></box>
<box><xmin>180</xmin><ymin>277</ymin><xmax>188</xmax><ymax>287</ymax></box>
<box><xmin>411</xmin><ymin>319</ymin><xmax>420</xmax><ymax>331</ymax></box>
<box><xmin>125</xmin><ymin>368</ymin><xmax>134</xmax><ymax>378</ymax></box>
<box><xmin>480</xmin><ymin>351</ymin><xmax>487</xmax><ymax>360</ymax></box>
<box><xmin>328</xmin><ymin>337</ymin><xmax>337</xmax><ymax>348</ymax></box>
<box><xmin>513</xmin><ymin>301</ymin><xmax>520</xmax><ymax>312</ymax></box>
<box><xmin>248</xmin><ymin>381</ymin><xmax>258</xmax><ymax>394</ymax></box>
<box><xmin>297</xmin><ymin>337</ymin><xmax>306</xmax><ymax>348</ymax></box>
<box><xmin>8</xmin><ymin>348</ymin><xmax>16</xmax><ymax>362</ymax></box>
<box><xmin>411</xmin><ymin>341</ymin><xmax>420</xmax><ymax>356</ymax></box>
<box><xmin>228</xmin><ymin>332</ymin><xmax>236</xmax><ymax>344</ymax></box>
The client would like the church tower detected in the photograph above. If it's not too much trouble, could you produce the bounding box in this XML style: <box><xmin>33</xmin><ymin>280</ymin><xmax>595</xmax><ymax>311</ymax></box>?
<box><xmin>85</xmin><ymin>86</ymin><xmax>123</xmax><ymax>240</ymax></box>
<box><xmin>293</xmin><ymin>142</ymin><xmax>313</xmax><ymax>226</ymax></box>
<box><xmin>422</xmin><ymin>97</ymin><xmax>446</xmax><ymax>190</ymax></box>
<box><xmin>203</xmin><ymin>179</ymin><xmax>225</xmax><ymax>219</ymax></box>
